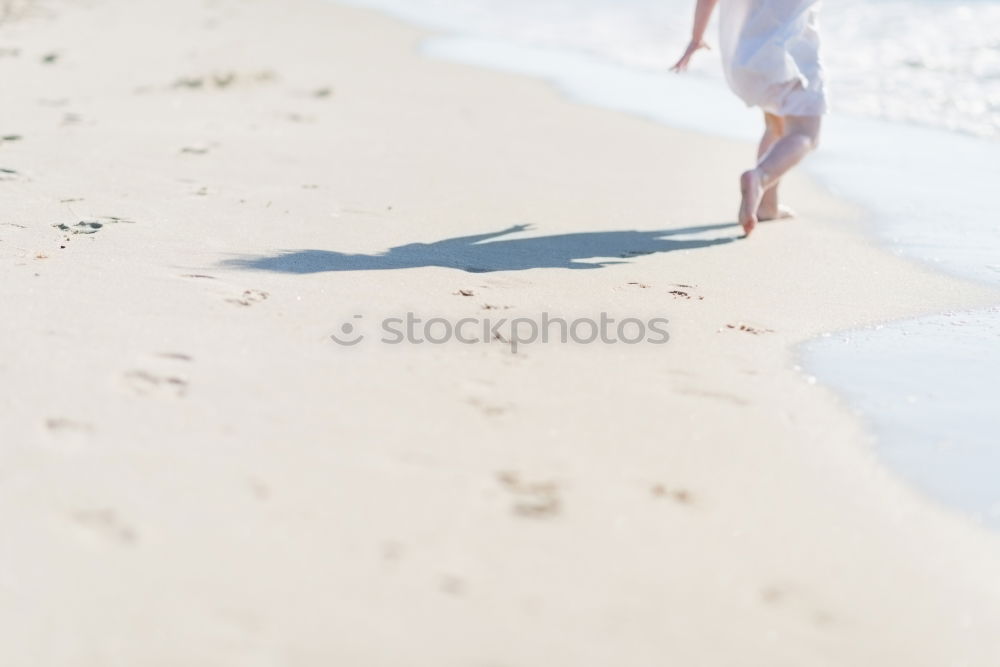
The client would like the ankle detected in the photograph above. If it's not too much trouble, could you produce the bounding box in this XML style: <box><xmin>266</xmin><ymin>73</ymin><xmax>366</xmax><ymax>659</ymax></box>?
<box><xmin>756</xmin><ymin>168</ymin><xmax>777</xmax><ymax>189</ymax></box>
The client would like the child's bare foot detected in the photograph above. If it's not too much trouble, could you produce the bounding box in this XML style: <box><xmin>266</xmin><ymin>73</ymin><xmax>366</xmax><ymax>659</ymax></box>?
<box><xmin>757</xmin><ymin>203</ymin><xmax>796</xmax><ymax>221</ymax></box>
<box><xmin>739</xmin><ymin>170</ymin><xmax>764</xmax><ymax>237</ymax></box>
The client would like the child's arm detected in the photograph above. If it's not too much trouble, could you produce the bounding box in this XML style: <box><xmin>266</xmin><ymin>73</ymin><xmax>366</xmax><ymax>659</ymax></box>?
<box><xmin>671</xmin><ymin>0</ymin><xmax>719</xmax><ymax>72</ymax></box>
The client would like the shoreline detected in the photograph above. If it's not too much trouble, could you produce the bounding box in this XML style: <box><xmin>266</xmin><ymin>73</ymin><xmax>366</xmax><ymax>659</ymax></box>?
<box><xmin>3</xmin><ymin>0</ymin><xmax>1000</xmax><ymax>663</ymax></box>
<box><xmin>357</xmin><ymin>5</ymin><xmax>1000</xmax><ymax>528</ymax></box>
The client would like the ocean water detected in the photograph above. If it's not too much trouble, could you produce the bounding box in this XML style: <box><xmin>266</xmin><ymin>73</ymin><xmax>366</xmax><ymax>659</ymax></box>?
<box><xmin>340</xmin><ymin>0</ymin><xmax>1000</xmax><ymax>139</ymax></box>
<box><xmin>335</xmin><ymin>0</ymin><xmax>1000</xmax><ymax>527</ymax></box>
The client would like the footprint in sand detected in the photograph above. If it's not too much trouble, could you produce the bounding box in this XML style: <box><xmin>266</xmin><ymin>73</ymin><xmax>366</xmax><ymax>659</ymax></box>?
<box><xmin>438</xmin><ymin>575</ymin><xmax>466</xmax><ymax>597</ymax></box>
<box><xmin>226</xmin><ymin>289</ymin><xmax>269</xmax><ymax>307</ymax></box>
<box><xmin>123</xmin><ymin>369</ymin><xmax>189</xmax><ymax>398</ymax></box>
<box><xmin>71</xmin><ymin>509</ymin><xmax>138</xmax><ymax>546</ymax></box>
<box><xmin>247</xmin><ymin>478</ymin><xmax>270</xmax><ymax>501</ymax></box>
<box><xmin>284</xmin><ymin>112</ymin><xmax>317</xmax><ymax>124</ymax></box>
<box><xmin>723</xmin><ymin>323</ymin><xmax>775</xmax><ymax>335</ymax></box>
<box><xmin>381</xmin><ymin>541</ymin><xmax>404</xmax><ymax>563</ymax></box>
<box><xmin>669</xmin><ymin>285</ymin><xmax>705</xmax><ymax>300</ymax></box>
<box><xmin>497</xmin><ymin>471</ymin><xmax>562</xmax><ymax>519</ymax></box>
<box><xmin>45</xmin><ymin>417</ymin><xmax>94</xmax><ymax>434</ymax></box>
<box><xmin>171</xmin><ymin>70</ymin><xmax>277</xmax><ymax>91</ymax></box>
<box><xmin>180</xmin><ymin>145</ymin><xmax>212</xmax><ymax>155</ymax></box>
<box><xmin>157</xmin><ymin>352</ymin><xmax>194</xmax><ymax>362</ymax></box>
<box><xmin>44</xmin><ymin>418</ymin><xmax>96</xmax><ymax>448</ymax></box>
<box><xmin>52</xmin><ymin>216</ymin><xmax>134</xmax><ymax>235</ymax></box>
<box><xmin>467</xmin><ymin>397</ymin><xmax>511</xmax><ymax>417</ymax></box>
<box><xmin>651</xmin><ymin>484</ymin><xmax>696</xmax><ymax>506</ymax></box>
<box><xmin>122</xmin><ymin>352</ymin><xmax>194</xmax><ymax>397</ymax></box>
<box><xmin>759</xmin><ymin>583</ymin><xmax>836</xmax><ymax>628</ymax></box>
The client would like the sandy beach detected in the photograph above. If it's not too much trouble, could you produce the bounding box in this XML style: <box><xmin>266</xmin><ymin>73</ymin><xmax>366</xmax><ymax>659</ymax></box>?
<box><xmin>3</xmin><ymin>0</ymin><xmax>1000</xmax><ymax>664</ymax></box>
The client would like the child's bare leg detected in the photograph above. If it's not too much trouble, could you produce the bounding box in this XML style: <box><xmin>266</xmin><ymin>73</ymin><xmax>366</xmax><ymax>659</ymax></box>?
<box><xmin>757</xmin><ymin>113</ymin><xmax>793</xmax><ymax>221</ymax></box>
<box><xmin>739</xmin><ymin>114</ymin><xmax>821</xmax><ymax>237</ymax></box>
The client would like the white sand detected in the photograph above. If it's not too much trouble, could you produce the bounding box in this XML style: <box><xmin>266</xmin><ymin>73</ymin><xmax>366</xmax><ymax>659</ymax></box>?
<box><xmin>2</xmin><ymin>0</ymin><xmax>1000</xmax><ymax>664</ymax></box>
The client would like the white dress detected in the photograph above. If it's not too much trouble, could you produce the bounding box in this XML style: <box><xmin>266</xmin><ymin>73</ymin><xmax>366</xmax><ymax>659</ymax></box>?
<box><xmin>718</xmin><ymin>0</ymin><xmax>827</xmax><ymax>117</ymax></box>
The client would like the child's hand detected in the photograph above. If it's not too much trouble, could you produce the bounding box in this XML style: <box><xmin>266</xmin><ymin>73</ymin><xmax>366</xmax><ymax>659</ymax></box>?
<box><xmin>671</xmin><ymin>39</ymin><xmax>710</xmax><ymax>72</ymax></box>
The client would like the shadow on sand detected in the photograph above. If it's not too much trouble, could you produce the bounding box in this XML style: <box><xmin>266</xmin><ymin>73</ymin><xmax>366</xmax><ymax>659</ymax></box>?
<box><xmin>221</xmin><ymin>222</ymin><xmax>741</xmax><ymax>274</ymax></box>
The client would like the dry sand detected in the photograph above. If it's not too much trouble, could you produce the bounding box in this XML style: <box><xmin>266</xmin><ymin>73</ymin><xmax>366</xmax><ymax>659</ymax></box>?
<box><xmin>3</xmin><ymin>0</ymin><xmax>1000</xmax><ymax>664</ymax></box>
